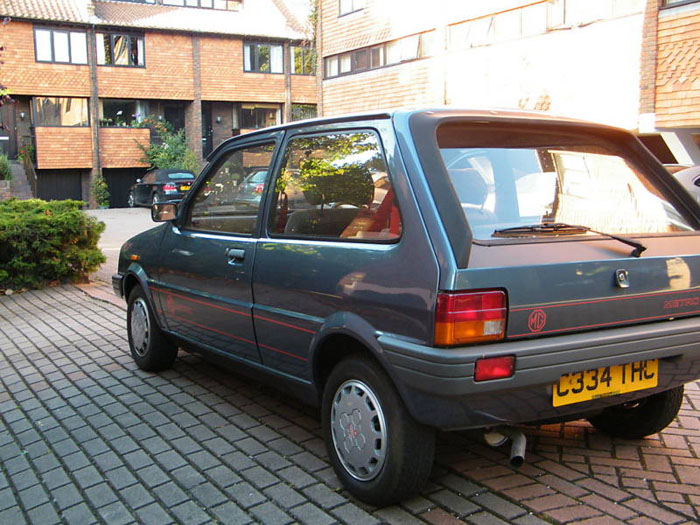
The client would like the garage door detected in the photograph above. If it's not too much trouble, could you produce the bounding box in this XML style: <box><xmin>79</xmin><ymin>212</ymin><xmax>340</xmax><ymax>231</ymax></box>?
<box><xmin>36</xmin><ymin>170</ymin><xmax>83</xmax><ymax>201</ymax></box>
<box><xmin>105</xmin><ymin>168</ymin><xmax>147</xmax><ymax>208</ymax></box>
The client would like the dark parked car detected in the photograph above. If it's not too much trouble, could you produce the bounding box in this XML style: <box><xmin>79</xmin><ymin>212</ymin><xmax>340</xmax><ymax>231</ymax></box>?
<box><xmin>114</xmin><ymin>109</ymin><xmax>700</xmax><ymax>505</ymax></box>
<box><xmin>127</xmin><ymin>168</ymin><xmax>195</xmax><ymax>207</ymax></box>
<box><xmin>673</xmin><ymin>166</ymin><xmax>700</xmax><ymax>204</ymax></box>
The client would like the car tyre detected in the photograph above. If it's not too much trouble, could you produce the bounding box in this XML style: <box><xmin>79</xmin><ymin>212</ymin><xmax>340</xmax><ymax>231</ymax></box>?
<box><xmin>322</xmin><ymin>356</ymin><xmax>435</xmax><ymax>506</ymax></box>
<box><xmin>127</xmin><ymin>286</ymin><xmax>177</xmax><ymax>371</ymax></box>
<box><xmin>127</xmin><ymin>192</ymin><xmax>135</xmax><ymax>208</ymax></box>
<box><xmin>587</xmin><ymin>386</ymin><xmax>684</xmax><ymax>439</ymax></box>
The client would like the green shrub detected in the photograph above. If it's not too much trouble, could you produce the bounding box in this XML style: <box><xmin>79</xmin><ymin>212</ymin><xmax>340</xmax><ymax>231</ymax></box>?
<box><xmin>91</xmin><ymin>172</ymin><xmax>110</xmax><ymax>208</ymax></box>
<box><xmin>0</xmin><ymin>154</ymin><xmax>11</xmax><ymax>180</ymax></box>
<box><xmin>0</xmin><ymin>199</ymin><xmax>106</xmax><ymax>290</ymax></box>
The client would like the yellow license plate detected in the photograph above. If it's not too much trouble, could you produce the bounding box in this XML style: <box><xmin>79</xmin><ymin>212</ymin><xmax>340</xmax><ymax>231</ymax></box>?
<box><xmin>553</xmin><ymin>359</ymin><xmax>658</xmax><ymax>407</ymax></box>
<box><xmin>180</xmin><ymin>185</ymin><xmax>191</xmax><ymax>191</ymax></box>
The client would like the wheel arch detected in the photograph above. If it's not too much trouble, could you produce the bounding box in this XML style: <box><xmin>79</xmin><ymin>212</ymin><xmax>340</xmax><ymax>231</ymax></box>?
<box><xmin>310</xmin><ymin>313</ymin><xmax>412</xmax><ymax>412</ymax></box>
<box><xmin>122</xmin><ymin>265</ymin><xmax>168</xmax><ymax>330</ymax></box>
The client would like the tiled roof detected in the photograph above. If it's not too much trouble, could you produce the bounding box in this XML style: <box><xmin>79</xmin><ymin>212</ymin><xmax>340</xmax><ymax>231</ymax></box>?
<box><xmin>0</xmin><ymin>0</ymin><xmax>309</xmax><ymax>41</ymax></box>
<box><xmin>0</xmin><ymin>0</ymin><xmax>90</xmax><ymax>24</ymax></box>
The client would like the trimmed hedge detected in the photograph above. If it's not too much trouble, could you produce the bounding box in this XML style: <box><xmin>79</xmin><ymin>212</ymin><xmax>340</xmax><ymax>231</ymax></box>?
<box><xmin>0</xmin><ymin>199</ymin><xmax>106</xmax><ymax>290</ymax></box>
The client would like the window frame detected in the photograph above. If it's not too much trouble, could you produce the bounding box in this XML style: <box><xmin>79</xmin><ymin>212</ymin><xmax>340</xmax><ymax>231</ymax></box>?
<box><xmin>290</xmin><ymin>45</ymin><xmax>316</xmax><ymax>75</ymax></box>
<box><xmin>33</xmin><ymin>26</ymin><xmax>88</xmax><ymax>65</ymax></box>
<box><xmin>266</xmin><ymin>127</ymin><xmax>403</xmax><ymax>244</ymax></box>
<box><xmin>31</xmin><ymin>97</ymin><xmax>91</xmax><ymax>127</ymax></box>
<box><xmin>323</xmin><ymin>32</ymin><xmax>433</xmax><ymax>79</ymax></box>
<box><xmin>339</xmin><ymin>0</ymin><xmax>364</xmax><ymax>17</ymax></box>
<box><xmin>661</xmin><ymin>0</ymin><xmax>700</xmax><ymax>8</ymax></box>
<box><xmin>96</xmin><ymin>32</ymin><xmax>146</xmax><ymax>68</ymax></box>
<box><xmin>243</xmin><ymin>42</ymin><xmax>284</xmax><ymax>74</ymax></box>
<box><xmin>182</xmin><ymin>136</ymin><xmax>281</xmax><ymax>237</ymax></box>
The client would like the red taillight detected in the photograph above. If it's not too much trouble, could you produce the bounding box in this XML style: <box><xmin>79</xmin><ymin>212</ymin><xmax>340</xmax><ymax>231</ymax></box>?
<box><xmin>474</xmin><ymin>356</ymin><xmax>515</xmax><ymax>382</ymax></box>
<box><xmin>434</xmin><ymin>290</ymin><xmax>507</xmax><ymax>346</ymax></box>
<box><xmin>163</xmin><ymin>183</ymin><xmax>177</xmax><ymax>191</ymax></box>
<box><xmin>254</xmin><ymin>183</ymin><xmax>264</xmax><ymax>194</ymax></box>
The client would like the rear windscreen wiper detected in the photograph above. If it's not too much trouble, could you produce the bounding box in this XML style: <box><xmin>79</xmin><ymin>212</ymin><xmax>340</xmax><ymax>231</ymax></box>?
<box><xmin>493</xmin><ymin>222</ymin><xmax>647</xmax><ymax>258</ymax></box>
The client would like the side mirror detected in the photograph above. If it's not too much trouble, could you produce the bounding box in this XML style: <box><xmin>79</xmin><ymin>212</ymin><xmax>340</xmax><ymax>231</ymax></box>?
<box><xmin>152</xmin><ymin>202</ymin><xmax>177</xmax><ymax>222</ymax></box>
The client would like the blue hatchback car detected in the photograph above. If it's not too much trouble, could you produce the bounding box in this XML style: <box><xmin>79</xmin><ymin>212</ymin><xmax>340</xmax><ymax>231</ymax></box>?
<box><xmin>114</xmin><ymin>109</ymin><xmax>700</xmax><ymax>505</ymax></box>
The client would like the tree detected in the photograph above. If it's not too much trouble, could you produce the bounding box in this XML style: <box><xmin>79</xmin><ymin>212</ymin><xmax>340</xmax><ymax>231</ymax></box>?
<box><xmin>139</xmin><ymin>124</ymin><xmax>199</xmax><ymax>174</ymax></box>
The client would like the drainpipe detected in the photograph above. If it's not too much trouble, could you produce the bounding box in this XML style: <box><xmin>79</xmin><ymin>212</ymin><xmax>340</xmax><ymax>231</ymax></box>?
<box><xmin>87</xmin><ymin>23</ymin><xmax>101</xmax><ymax>208</ymax></box>
<box><xmin>284</xmin><ymin>42</ymin><xmax>292</xmax><ymax>123</ymax></box>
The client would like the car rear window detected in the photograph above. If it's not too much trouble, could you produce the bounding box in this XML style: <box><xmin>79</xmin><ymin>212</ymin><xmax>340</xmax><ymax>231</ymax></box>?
<box><xmin>437</xmin><ymin>124</ymin><xmax>695</xmax><ymax>240</ymax></box>
<box><xmin>167</xmin><ymin>172</ymin><xmax>195</xmax><ymax>180</ymax></box>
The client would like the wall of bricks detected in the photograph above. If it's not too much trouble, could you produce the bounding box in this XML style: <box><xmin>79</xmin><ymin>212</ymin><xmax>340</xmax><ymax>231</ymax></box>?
<box><xmin>639</xmin><ymin>0</ymin><xmax>662</xmax><ymax>115</ymax></box>
<box><xmin>320</xmin><ymin>0</ymin><xmax>646</xmax><ymax>129</ymax></box>
<box><xmin>35</xmin><ymin>127</ymin><xmax>92</xmax><ymax>169</ymax></box>
<box><xmin>290</xmin><ymin>75</ymin><xmax>317</xmax><ymax>104</ymax></box>
<box><xmin>1</xmin><ymin>21</ymin><xmax>91</xmax><ymax>97</ymax></box>
<box><xmin>97</xmin><ymin>32</ymin><xmax>194</xmax><ymax>100</ymax></box>
<box><xmin>200</xmin><ymin>36</ymin><xmax>285</xmax><ymax>103</ymax></box>
<box><xmin>655</xmin><ymin>4</ymin><xmax>700</xmax><ymax>128</ymax></box>
<box><xmin>323</xmin><ymin>59</ymin><xmax>436</xmax><ymax>115</ymax></box>
<box><xmin>98</xmin><ymin>128</ymin><xmax>150</xmax><ymax>168</ymax></box>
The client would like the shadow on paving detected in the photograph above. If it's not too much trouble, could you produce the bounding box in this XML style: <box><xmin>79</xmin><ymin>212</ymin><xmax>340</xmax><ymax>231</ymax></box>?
<box><xmin>0</xmin><ymin>285</ymin><xmax>698</xmax><ymax>524</ymax></box>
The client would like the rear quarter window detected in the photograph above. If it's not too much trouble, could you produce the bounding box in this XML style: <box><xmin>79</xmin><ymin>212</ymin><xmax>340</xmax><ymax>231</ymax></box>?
<box><xmin>268</xmin><ymin>130</ymin><xmax>402</xmax><ymax>242</ymax></box>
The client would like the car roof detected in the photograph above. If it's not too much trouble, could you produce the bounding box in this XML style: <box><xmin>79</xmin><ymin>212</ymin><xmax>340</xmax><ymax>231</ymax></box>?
<box><xmin>207</xmin><ymin>107</ymin><xmax>623</xmax><ymax>162</ymax></box>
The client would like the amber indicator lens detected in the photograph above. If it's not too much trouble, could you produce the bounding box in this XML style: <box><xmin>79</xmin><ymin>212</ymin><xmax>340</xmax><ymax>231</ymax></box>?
<box><xmin>474</xmin><ymin>355</ymin><xmax>515</xmax><ymax>382</ymax></box>
<box><xmin>434</xmin><ymin>290</ymin><xmax>507</xmax><ymax>346</ymax></box>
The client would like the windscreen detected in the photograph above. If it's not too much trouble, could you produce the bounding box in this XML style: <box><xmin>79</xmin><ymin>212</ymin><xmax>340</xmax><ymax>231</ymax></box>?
<box><xmin>167</xmin><ymin>172</ymin><xmax>195</xmax><ymax>180</ymax></box>
<box><xmin>437</xmin><ymin>125</ymin><xmax>694</xmax><ymax>240</ymax></box>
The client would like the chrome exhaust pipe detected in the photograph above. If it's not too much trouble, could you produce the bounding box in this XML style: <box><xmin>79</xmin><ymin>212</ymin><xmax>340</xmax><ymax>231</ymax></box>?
<box><xmin>482</xmin><ymin>427</ymin><xmax>527</xmax><ymax>468</ymax></box>
<box><xmin>507</xmin><ymin>430</ymin><xmax>526</xmax><ymax>468</ymax></box>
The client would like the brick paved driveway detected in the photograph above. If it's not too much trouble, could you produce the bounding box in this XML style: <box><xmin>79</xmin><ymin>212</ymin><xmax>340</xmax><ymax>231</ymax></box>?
<box><xmin>0</xmin><ymin>285</ymin><xmax>698</xmax><ymax>524</ymax></box>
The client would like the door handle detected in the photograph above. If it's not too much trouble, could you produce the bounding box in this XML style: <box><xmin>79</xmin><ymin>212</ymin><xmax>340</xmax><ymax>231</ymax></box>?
<box><xmin>226</xmin><ymin>248</ymin><xmax>246</xmax><ymax>262</ymax></box>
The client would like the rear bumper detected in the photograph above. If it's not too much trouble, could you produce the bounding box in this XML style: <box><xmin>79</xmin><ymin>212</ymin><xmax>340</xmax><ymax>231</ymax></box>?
<box><xmin>380</xmin><ymin>316</ymin><xmax>700</xmax><ymax>430</ymax></box>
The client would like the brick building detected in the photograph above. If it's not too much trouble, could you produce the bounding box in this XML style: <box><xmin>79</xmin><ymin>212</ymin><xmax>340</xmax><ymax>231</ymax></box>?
<box><xmin>0</xmin><ymin>0</ymin><xmax>316</xmax><ymax>206</ymax></box>
<box><xmin>318</xmin><ymin>0</ymin><xmax>700</xmax><ymax>165</ymax></box>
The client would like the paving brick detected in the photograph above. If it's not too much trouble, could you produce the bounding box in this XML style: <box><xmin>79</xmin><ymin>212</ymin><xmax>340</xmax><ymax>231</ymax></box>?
<box><xmin>463</xmin><ymin>511</ymin><xmax>511</xmax><ymax>525</ymax></box>
<box><xmin>430</xmin><ymin>489</ymin><xmax>479</xmax><ymax>517</ymax></box>
<box><xmin>225</xmin><ymin>481</ymin><xmax>266</xmax><ymax>508</ymax></box>
<box><xmin>190</xmin><ymin>481</ymin><xmax>228</xmax><ymax>508</ymax></box>
<box><xmin>171</xmin><ymin>500</ymin><xmax>211</xmax><ymax>525</ymax></box>
<box><xmin>120</xmin><ymin>483</ymin><xmax>156</xmax><ymax>510</ymax></box>
<box><xmin>211</xmin><ymin>501</ymin><xmax>253</xmax><ymax>525</ymax></box>
<box><xmin>471</xmin><ymin>492</ymin><xmax>527</xmax><ymax>520</ymax></box>
<box><xmin>264</xmin><ymin>483</ymin><xmax>306</xmax><ymax>508</ymax></box>
<box><xmin>332</xmin><ymin>502</ymin><xmax>382</xmax><ymax>525</ymax></box>
<box><xmin>290</xmin><ymin>502</ymin><xmax>336</xmax><ymax>525</ymax></box>
<box><xmin>135</xmin><ymin>502</ymin><xmax>173</xmax><ymax>525</ymax></box>
<box><xmin>27</xmin><ymin>502</ymin><xmax>61</xmax><ymax>525</ymax></box>
<box><xmin>249</xmin><ymin>501</ymin><xmax>292</xmax><ymax>525</ymax></box>
<box><xmin>153</xmin><ymin>482</ymin><xmax>190</xmax><ymax>508</ymax></box>
<box><xmin>621</xmin><ymin>497</ymin><xmax>686</xmax><ymax>524</ymax></box>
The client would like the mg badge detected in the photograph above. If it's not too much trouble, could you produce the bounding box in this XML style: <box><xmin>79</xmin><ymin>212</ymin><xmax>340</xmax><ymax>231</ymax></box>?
<box><xmin>615</xmin><ymin>269</ymin><xmax>630</xmax><ymax>288</ymax></box>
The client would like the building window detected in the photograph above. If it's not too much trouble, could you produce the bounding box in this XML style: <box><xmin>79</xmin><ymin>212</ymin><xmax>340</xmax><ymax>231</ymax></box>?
<box><xmin>244</xmin><ymin>43</ymin><xmax>283</xmax><ymax>73</ymax></box>
<box><xmin>162</xmin><ymin>0</ymin><xmax>242</xmax><ymax>8</ymax></box>
<box><xmin>291</xmin><ymin>46</ymin><xmax>316</xmax><ymax>75</ymax></box>
<box><xmin>340</xmin><ymin>0</ymin><xmax>364</xmax><ymax>16</ymax></box>
<box><xmin>33</xmin><ymin>97</ymin><xmax>89</xmax><ymax>127</ymax></box>
<box><xmin>240</xmin><ymin>104</ymin><xmax>280</xmax><ymax>129</ymax></box>
<box><xmin>34</xmin><ymin>27</ymin><xmax>87</xmax><ymax>64</ymax></box>
<box><xmin>97</xmin><ymin>33</ymin><xmax>145</xmax><ymax>67</ymax></box>
<box><xmin>291</xmin><ymin>104</ymin><xmax>317</xmax><ymax>121</ymax></box>
<box><xmin>99</xmin><ymin>99</ymin><xmax>149</xmax><ymax>127</ymax></box>
<box><xmin>324</xmin><ymin>32</ymin><xmax>434</xmax><ymax>78</ymax></box>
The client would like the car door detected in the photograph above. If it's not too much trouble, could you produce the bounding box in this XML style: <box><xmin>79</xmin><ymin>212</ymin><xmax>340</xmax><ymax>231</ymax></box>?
<box><xmin>152</xmin><ymin>134</ymin><xmax>281</xmax><ymax>363</ymax></box>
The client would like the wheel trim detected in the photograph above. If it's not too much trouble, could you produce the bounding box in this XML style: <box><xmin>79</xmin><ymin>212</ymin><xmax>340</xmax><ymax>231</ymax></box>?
<box><xmin>130</xmin><ymin>298</ymin><xmax>150</xmax><ymax>357</ymax></box>
<box><xmin>330</xmin><ymin>379</ymin><xmax>387</xmax><ymax>482</ymax></box>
